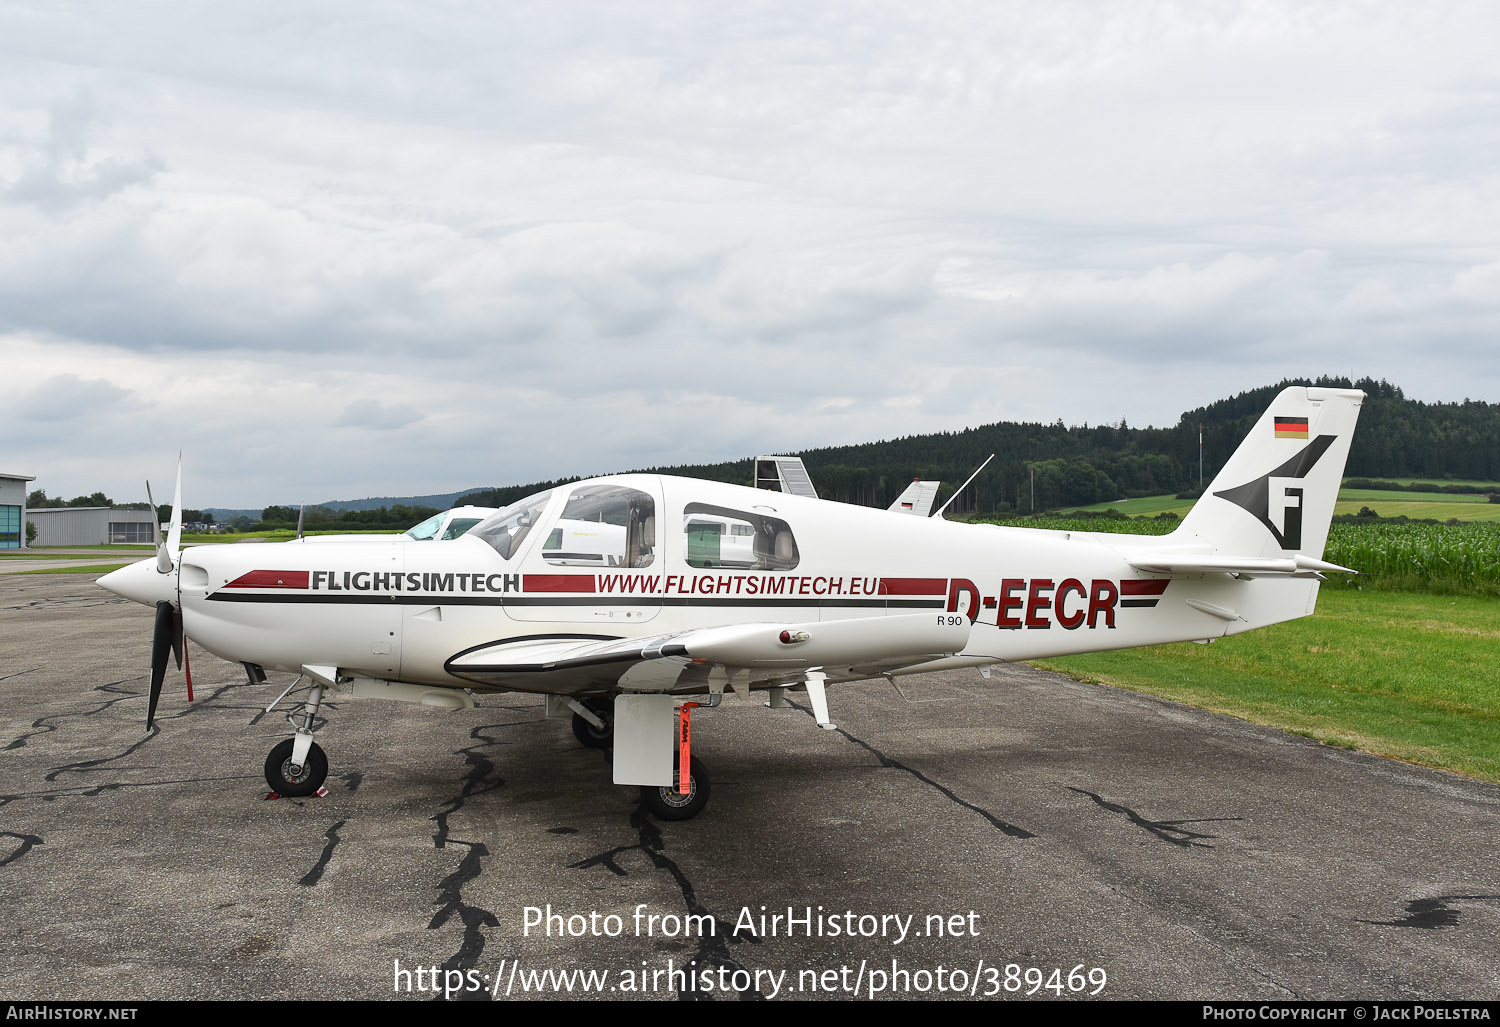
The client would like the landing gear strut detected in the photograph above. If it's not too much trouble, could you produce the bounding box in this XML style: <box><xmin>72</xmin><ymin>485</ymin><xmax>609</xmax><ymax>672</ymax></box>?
<box><xmin>570</xmin><ymin>697</ymin><xmax>615</xmax><ymax>749</ymax></box>
<box><xmin>265</xmin><ymin>681</ymin><xmax>329</xmax><ymax>796</ymax></box>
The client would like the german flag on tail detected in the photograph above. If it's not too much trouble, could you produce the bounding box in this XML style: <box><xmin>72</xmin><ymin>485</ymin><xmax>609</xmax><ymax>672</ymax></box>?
<box><xmin>1274</xmin><ymin>416</ymin><xmax>1309</xmax><ymax>439</ymax></box>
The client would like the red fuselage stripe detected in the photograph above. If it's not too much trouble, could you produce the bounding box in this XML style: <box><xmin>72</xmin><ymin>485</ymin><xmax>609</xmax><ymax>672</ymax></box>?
<box><xmin>523</xmin><ymin>574</ymin><xmax>598</xmax><ymax>593</ymax></box>
<box><xmin>878</xmin><ymin>577</ymin><xmax>948</xmax><ymax>596</ymax></box>
<box><xmin>223</xmin><ymin>570</ymin><xmax>311</xmax><ymax>589</ymax></box>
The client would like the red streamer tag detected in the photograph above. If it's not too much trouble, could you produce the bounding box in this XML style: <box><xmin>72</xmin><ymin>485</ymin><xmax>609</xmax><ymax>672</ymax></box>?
<box><xmin>678</xmin><ymin>704</ymin><xmax>694</xmax><ymax>795</ymax></box>
<box><xmin>184</xmin><ymin>635</ymin><xmax>194</xmax><ymax>703</ymax></box>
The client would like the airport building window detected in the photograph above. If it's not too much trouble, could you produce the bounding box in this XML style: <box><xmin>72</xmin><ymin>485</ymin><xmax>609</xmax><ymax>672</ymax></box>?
<box><xmin>0</xmin><ymin>505</ymin><xmax>18</xmax><ymax>549</ymax></box>
<box><xmin>683</xmin><ymin>503</ymin><xmax>799</xmax><ymax>570</ymax></box>
<box><xmin>545</xmin><ymin>484</ymin><xmax>656</xmax><ymax>568</ymax></box>
<box><xmin>108</xmin><ymin>521</ymin><xmax>153</xmax><ymax>544</ymax></box>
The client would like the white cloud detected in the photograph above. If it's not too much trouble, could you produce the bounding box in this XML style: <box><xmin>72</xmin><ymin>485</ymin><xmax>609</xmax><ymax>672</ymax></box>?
<box><xmin>16</xmin><ymin>372</ymin><xmax>134</xmax><ymax>422</ymax></box>
<box><xmin>1</xmin><ymin>0</ymin><xmax>1497</xmax><ymax>505</ymax></box>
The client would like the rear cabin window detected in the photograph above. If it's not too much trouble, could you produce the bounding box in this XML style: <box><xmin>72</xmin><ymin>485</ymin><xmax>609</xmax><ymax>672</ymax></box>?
<box><xmin>683</xmin><ymin>503</ymin><xmax>799</xmax><ymax>570</ymax></box>
<box><xmin>545</xmin><ymin>484</ymin><xmax>656</xmax><ymax>568</ymax></box>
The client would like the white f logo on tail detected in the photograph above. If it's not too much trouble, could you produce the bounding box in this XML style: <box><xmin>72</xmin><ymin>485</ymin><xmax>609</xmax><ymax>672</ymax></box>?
<box><xmin>1213</xmin><ymin>436</ymin><xmax>1335</xmax><ymax>550</ymax></box>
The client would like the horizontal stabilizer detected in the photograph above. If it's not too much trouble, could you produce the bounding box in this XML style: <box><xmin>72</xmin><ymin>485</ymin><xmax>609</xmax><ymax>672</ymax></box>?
<box><xmin>1126</xmin><ymin>553</ymin><xmax>1356</xmax><ymax>577</ymax></box>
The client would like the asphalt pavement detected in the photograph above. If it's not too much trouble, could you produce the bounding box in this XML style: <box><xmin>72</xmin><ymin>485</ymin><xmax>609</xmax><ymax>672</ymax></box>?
<box><xmin>2</xmin><ymin>573</ymin><xmax>1497</xmax><ymax>1001</ymax></box>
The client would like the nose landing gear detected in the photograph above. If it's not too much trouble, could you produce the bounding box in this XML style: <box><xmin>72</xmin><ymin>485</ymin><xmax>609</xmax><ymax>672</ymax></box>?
<box><xmin>265</xmin><ymin>737</ymin><xmax>328</xmax><ymax>796</ymax></box>
<box><xmin>264</xmin><ymin>680</ymin><xmax>329</xmax><ymax>796</ymax></box>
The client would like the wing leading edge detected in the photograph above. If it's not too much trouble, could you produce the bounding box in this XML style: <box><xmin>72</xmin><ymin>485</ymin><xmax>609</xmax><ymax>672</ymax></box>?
<box><xmin>445</xmin><ymin>612</ymin><xmax>971</xmax><ymax>693</ymax></box>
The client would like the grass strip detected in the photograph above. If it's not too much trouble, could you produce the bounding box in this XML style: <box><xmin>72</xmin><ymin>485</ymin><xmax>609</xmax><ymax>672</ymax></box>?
<box><xmin>1032</xmin><ymin>588</ymin><xmax>1500</xmax><ymax>783</ymax></box>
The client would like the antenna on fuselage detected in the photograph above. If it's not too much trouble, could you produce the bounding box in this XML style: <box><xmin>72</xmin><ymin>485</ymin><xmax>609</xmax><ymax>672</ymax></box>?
<box><xmin>932</xmin><ymin>453</ymin><xmax>994</xmax><ymax>519</ymax></box>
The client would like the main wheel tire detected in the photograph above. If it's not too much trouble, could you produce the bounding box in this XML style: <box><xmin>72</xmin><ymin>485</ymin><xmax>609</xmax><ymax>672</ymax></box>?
<box><xmin>640</xmin><ymin>755</ymin><xmax>711</xmax><ymax>821</ymax></box>
<box><xmin>264</xmin><ymin>738</ymin><xmax>328</xmax><ymax>797</ymax></box>
<box><xmin>571</xmin><ymin>698</ymin><xmax>615</xmax><ymax>749</ymax></box>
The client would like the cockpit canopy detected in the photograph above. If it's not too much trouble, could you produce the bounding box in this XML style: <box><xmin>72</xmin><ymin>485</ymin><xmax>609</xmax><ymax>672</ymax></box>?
<box><xmin>404</xmin><ymin>506</ymin><xmax>494</xmax><ymax>542</ymax></box>
<box><xmin>469</xmin><ymin>489</ymin><xmax>555</xmax><ymax>560</ymax></box>
<box><xmin>468</xmin><ymin>480</ymin><xmax>798</xmax><ymax>570</ymax></box>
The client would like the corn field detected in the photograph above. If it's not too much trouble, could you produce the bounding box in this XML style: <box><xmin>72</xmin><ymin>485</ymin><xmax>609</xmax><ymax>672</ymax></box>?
<box><xmin>1323</xmin><ymin>522</ymin><xmax>1500</xmax><ymax>595</ymax></box>
<box><xmin>976</xmin><ymin>516</ymin><xmax>1500</xmax><ymax>596</ymax></box>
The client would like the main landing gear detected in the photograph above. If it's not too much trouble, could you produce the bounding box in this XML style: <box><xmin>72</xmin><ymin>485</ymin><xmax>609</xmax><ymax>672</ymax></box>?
<box><xmin>563</xmin><ymin>693</ymin><xmax>717</xmax><ymax>821</ymax></box>
<box><xmin>570</xmin><ymin>697</ymin><xmax>615</xmax><ymax>749</ymax></box>
<box><xmin>640</xmin><ymin>755</ymin><xmax>711</xmax><ymax>821</ymax></box>
<box><xmin>264</xmin><ymin>679</ymin><xmax>329</xmax><ymax>796</ymax></box>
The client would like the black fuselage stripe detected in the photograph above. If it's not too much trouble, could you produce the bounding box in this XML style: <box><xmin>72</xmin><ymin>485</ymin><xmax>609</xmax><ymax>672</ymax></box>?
<box><xmin>206</xmin><ymin>593</ymin><xmax>942</xmax><ymax>610</ymax></box>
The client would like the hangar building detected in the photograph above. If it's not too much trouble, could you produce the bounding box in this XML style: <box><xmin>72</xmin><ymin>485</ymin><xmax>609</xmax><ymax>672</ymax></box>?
<box><xmin>26</xmin><ymin>507</ymin><xmax>158</xmax><ymax>547</ymax></box>
<box><xmin>1</xmin><ymin>472</ymin><xmax>36</xmax><ymax>549</ymax></box>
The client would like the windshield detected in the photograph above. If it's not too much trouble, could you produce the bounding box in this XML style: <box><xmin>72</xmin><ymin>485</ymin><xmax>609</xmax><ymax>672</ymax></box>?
<box><xmin>469</xmin><ymin>490</ymin><xmax>555</xmax><ymax>560</ymax></box>
<box><xmin>440</xmin><ymin>517</ymin><xmax>484</xmax><ymax>540</ymax></box>
<box><xmin>405</xmin><ymin>513</ymin><xmax>446</xmax><ymax>541</ymax></box>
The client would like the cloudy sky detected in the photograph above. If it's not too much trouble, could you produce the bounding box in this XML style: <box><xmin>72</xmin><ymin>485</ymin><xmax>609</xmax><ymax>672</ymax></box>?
<box><xmin>4</xmin><ymin>1</ymin><xmax>1497</xmax><ymax>508</ymax></box>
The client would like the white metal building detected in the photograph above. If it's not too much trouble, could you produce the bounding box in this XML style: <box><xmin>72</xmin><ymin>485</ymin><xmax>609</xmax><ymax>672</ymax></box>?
<box><xmin>1</xmin><ymin>472</ymin><xmax>36</xmax><ymax>549</ymax></box>
<box><xmin>26</xmin><ymin>507</ymin><xmax>157</xmax><ymax>547</ymax></box>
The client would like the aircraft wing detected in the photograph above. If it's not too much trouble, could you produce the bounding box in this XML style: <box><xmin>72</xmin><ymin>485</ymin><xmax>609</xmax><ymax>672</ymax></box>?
<box><xmin>445</xmin><ymin>612</ymin><xmax>971</xmax><ymax>692</ymax></box>
<box><xmin>1125</xmin><ymin>553</ymin><xmax>1355</xmax><ymax>578</ymax></box>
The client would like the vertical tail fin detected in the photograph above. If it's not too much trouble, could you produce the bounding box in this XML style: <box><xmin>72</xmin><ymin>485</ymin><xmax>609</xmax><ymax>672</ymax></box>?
<box><xmin>888</xmin><ymin>479</ymin><xmax>941</xmax><ymax>517</ymax></box>
<box><xmin>1175</xmin><ymin>386</ymin><xmax>1365</xmax><ymax>560</ymax></box>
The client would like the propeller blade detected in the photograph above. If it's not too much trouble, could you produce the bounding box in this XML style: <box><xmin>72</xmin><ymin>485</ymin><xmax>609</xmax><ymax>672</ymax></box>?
<box><xmin>170</xmin><ymin>602</ymin><xmax>184</xmax><ymax>671</ymax></box>
<box><xmin>164</xmin><ymin>452</ymin><xmax>183</xmax><ymax>558</ymax></box>
<box><xmin>145</xmin><ymin>481</ymin><xmax>163</xmax><ymax>548</ymax></box>
<box><xmin>148</xmin><ymin>600</ymin><xmax>173</xmax><ymax>729</ymax></box>
<box><xmin>296</xmin><ymin>503</ymin><xmax>305</xmax><ymax>540</ymax></box>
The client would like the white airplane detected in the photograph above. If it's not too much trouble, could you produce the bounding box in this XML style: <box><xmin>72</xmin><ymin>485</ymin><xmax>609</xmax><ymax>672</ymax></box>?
<box><xmin>290</xmin><ymin>504</ymin><xmax>497</xmax><ymax>544</ymax></box>
<box><xmin>99</xmin><ymin>386</ymin><xmax>1364</xmax><ymax>820</ymax></box>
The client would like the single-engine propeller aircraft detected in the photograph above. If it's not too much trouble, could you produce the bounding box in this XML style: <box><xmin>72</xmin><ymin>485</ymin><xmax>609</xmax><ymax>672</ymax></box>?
<box><xmin>99</xmin><ymin>386</ymin><xmax>1364</xmax><ymax>820</ymax></box>
<box><xmin>291</xmin><ymin>505</ymin><xmax>498</xmax><ymax>544</ymax></box>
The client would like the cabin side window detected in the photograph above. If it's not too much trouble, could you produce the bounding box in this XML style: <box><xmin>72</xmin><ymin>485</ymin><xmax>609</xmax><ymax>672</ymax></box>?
<box><xmin>683</xmin><ymin>503</ymin><xmax>799</xmax><ymax>571</ymax></box>
<box><xmin>545</xmin><ymin>484</ymin><xmax>657</xmax><ymax>568</ymax></box>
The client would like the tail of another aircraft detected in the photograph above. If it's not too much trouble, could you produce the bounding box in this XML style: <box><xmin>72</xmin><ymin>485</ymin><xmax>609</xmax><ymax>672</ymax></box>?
<box><xmin>888</xmin><ymin>479</ymin><xmax>941</xmax><ymax>517</ymax></box>
<box><xmin>1173</xmin><ymin>386</ymin><xmax>1365</xmax><ymax>562</ymax></box>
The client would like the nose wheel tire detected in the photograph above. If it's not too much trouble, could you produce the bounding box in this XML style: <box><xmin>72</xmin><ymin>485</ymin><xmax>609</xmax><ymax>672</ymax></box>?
<box><xmin>571</xmin><ymin>698</ymin><xmax>615</xmax><ymax>749</ymax></box>
<box><xmin>265</xmin><ymin>738</ymin><xmax>328</xmax><ymax>796</ymax></box>
<box><xmin>640</xmin><ymin>755</ymin><xmax>710</xmax><ymax>821</ymax></box>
